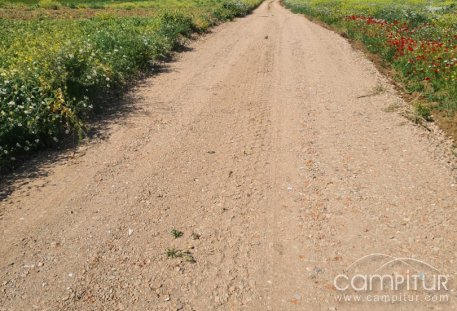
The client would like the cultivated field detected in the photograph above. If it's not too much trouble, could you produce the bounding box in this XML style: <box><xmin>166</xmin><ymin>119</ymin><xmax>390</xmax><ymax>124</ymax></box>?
<box><xmin>0</xmin><ymin>0</ymin><xmax>262</xmax><ymax>169</ymax></box>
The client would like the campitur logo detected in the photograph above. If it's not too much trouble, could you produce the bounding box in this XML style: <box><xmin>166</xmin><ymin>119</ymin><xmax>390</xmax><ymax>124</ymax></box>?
<box><xmin>333</xmin><ymin>253</ymin><xmax>452</xmax><ymax>304</ymax></box>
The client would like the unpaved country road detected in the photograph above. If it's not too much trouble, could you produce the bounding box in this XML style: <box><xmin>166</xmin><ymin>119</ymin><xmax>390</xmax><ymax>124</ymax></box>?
<box><xmin>1</xmin><ymin>1</ymin><xmax>457</xmax><ymax>310</ymax></box>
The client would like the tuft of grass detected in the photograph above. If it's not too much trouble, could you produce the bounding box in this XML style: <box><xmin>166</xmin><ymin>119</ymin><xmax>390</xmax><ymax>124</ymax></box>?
<box><xmin>414</xmin><ymin>102</ymin><xmax>433</xmax><ymax>122</ymax></box>
<box><xmin>37</xmin><ymin>0</ymin><xmax>61</xmax><ymax>9</ymax></box>
<box><xmin>166</xmin><ymin>248</ymin><xmax>181</xmax><ymax>258</ymax></box>
<box><xmin>166</xmin><ymin>248</ymin><xmax>196</xmax><ymax>263</ymax></box>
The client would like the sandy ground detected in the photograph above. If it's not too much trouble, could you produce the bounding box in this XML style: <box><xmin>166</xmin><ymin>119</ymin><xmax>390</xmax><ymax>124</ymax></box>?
<box><xmin>1</xmin><ymin>1</ymin><xmax>457</xmax><ymax>310</ymax></box>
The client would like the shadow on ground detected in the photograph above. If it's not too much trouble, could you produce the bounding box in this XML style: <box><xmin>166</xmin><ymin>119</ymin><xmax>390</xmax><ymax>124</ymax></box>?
<box><xmin>0</xmin><ymin>45</ymin><xmax>194</xmax><ymax>202</ymax></box>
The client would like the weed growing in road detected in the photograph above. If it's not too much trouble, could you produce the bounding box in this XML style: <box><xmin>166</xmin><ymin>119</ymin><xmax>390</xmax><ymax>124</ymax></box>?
<box><xmin>166</xmin><ymin>248</ymin><xmax>181</xmax><ymax>258</ymax></box>
<box><xmin>166</xmin><ymin>248</ymin><xmax>196</xmax><ymax>263</ymax></box>
<box><xmin>171</xmin><ymin>229</ymin><xmax>184</xmax><ymax>239</ymax></box>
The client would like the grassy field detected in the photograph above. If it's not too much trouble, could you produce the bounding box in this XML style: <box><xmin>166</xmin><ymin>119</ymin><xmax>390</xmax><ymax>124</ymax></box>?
<box><xmin>1</xmin><ymin>0</ymin><xmax>258</xmax><ymax>9</ymax></box>
<box><xmin>0</xmin><ymin>0</ymin><xmax>262</xmax><ymax>169</ymax></box>
<box><xmin>284</xmin><ymin>0</ymin><xmax>457</xmax><ymax>136</ymax></box>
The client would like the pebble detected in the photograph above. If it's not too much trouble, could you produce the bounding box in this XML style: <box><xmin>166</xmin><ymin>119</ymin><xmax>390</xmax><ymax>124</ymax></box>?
<box><xmin>314</xmin><ymin>267</ymin><xmax>323</xmax><ymax>273</ymax></box>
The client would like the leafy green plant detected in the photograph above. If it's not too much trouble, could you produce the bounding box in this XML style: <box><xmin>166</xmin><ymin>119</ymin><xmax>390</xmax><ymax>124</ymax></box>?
<box><xmin>171</xmin><ymin>229</ymin><xmax>184</xmax><ymax>238</ymax></box>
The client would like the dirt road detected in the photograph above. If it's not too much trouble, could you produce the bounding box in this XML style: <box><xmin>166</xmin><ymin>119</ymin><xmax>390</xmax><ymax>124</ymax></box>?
<box><xmin>1</xmin><ymin>1</ymin><xmax>457</xmax><ymax>310</ymax></box>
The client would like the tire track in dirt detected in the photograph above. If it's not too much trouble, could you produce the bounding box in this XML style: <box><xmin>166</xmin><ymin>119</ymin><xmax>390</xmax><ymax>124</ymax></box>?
<box><xmin>1</xmin><ymin>1</ymin><xmax>457</xmax><ymax>310</ymax></box>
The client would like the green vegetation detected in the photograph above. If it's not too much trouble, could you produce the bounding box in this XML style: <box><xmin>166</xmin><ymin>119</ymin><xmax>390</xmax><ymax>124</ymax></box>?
<box><xmin>1</xmin><ymin>0</ymin><xmax>257</xmax><ymax>10</ymax></box>
<box><xmin>415</xmin><ymin>101</ymin><xmax>433</xmax><ymax>121</ymax></box>
<box><xmin>171</xmin><ymin>229</ymin><xmax>184</xmax><ymax>238</ymax></box>
<box><xmin>166</xmin><ymin>248</ymin><xmax>196</xmax><ymax>262</ymax></box>
<box><xmin>0</xmin><ymin>0</ymin><xmax>262</xmax><ymax>169</ymax></box>
<box><xmin>284</xmin><ymin>0</ymin><xmax>457</xmax><ymax>125</ymax></box>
